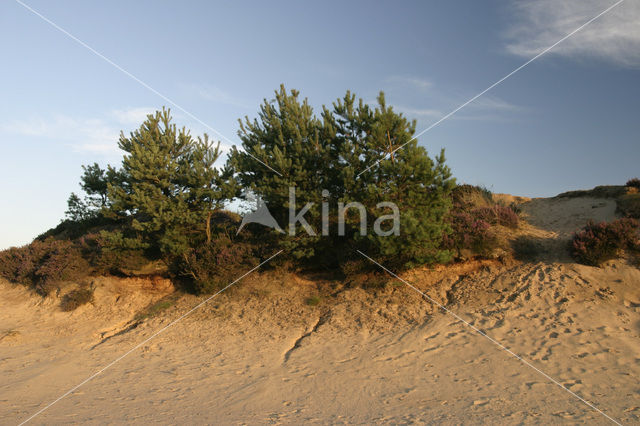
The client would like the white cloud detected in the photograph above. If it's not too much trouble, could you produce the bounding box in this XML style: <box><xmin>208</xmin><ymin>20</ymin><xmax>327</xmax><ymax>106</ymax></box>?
<box><xmin>182</xmin><ymin>83</ymin><xmax>252</xmax><ymax>108</ymax></box>
<box><xmin>388</xmin><ymin>76</ymin><xmax>432</xmax><ymax>90</ymax></box>
<box><xmin>111</xmin><ymin>107</ymin><xmax>156</xmax><ymax>125</ymax></box>
<box><xmin>395</xmin><ymin>106</ymin><xmax>442</xmax><ymax>118</ymax></box>
<box><xmin>395</xmin><ymin>95</ymin><xmax>520</xmax><ymax>123</ymax></box>
<box><xmin>1</xmin><ymin>115</ymin><xmax>119</xmax><ymax>154</ymax></box>
<box><xmin>447</xmin><ymin>95</ymin><xmax>522</xmax><ymax>122</ymax></box>
<box><xmin>0</xmin><ymin>107</ymin><xmax>161</xmax><ymax>155</ymax></box>
<box><xmin>467</xmin><ymin>96</ymin><xmax>521</xmax><ymax>112</ymax></box>
<box><xmin>505</xmin><ymin>0</ymin><xmax>640</xmax><ymax>67</ymax></box>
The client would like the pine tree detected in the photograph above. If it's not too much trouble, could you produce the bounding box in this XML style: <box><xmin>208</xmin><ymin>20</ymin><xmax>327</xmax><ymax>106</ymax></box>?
<box><xmin>228</xmin><ymin>85</ymin><xmax>332</xmax><ymax>258</ymax></box>
<box><xmin>65</xmin><ymin>163</ymin><xmax>119</xmax><ymax>222</ymax></box>
<box><xmin>327</xmin><ymin>92</ymin><xmax>456</xmax><ymax>267</ymax></box>
<box><xmin>228</xmin><ymin>87</ymin><xmax>455</xmax><ymax>267</ymax></box>
<box><xmin>107</xmin><ymin>108</ymin><xmax>231</xmax><ymax>257</ymax></box>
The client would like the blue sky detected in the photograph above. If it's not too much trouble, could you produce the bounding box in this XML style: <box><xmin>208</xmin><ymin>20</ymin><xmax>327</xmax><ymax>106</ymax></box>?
<box><xmin>1</xmin><ymin>0</ymin><xmax>639</xmax><ymax>249</ymax></box>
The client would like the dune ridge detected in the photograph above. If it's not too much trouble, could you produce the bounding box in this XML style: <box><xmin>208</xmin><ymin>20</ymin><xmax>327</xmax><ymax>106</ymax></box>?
<box><xmin>1</xmin><ymin>195</ymin><xmax>639</xmax><ymax>424</ymax></box>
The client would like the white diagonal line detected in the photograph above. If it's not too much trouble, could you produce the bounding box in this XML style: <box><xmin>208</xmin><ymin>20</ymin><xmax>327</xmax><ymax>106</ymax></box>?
<box><xmin>356</xmin><ymin>0</ymin><xmax>625</xmax><ymax>178</ymax></box>
<box><xmin>14</xmin><ymin>0</ymin><xmax>282</xmax><ymax>177</ymax></box>
<box><xmin>17</xmin><ymin>250</ymin><xmax>283</xmax><ymax>425</ymax></box>
<box><xmin>357</xmin><ymin>250</ymin><xmax>621</xmax><ymax>425</ymax></box>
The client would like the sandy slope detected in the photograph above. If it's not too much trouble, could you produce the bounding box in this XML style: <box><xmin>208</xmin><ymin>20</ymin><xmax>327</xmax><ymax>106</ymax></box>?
<box><xmin>1</xmin><ymin>196</ymin><xmax>639</xmax><ymax>425</ymax></box>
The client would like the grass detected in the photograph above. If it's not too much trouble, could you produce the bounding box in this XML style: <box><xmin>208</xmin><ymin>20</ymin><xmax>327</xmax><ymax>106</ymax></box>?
<box><xmin>617</xmin><ymin>193</ymin><xmax>640</xmax><ymax>219</ymax></box>
<box><xmin>305</xmin><ymin>295</ymin><xmax>322</xmax><ymax>306</ymax></box>
<box><xmin>555</xmin><ymin>185</ymin><xmax>629</xmax><ymax>199</ymax></box>
<box><xmin>134</xmin><ymin>295</ymin><xmax>178</xmax><ymax>321</ymax></box>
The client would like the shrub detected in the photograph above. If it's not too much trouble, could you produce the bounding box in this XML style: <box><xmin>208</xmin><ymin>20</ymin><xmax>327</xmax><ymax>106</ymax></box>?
<box><xmin>78</xmin><ymin>232</ymin><xmax>150</xmax><ymax>275</ymax></box>
<box><xmin>571</xmin><ymin>218</ymin><xmax>640</xmax><ymax>266</ymax></box>
<box><xmin>471</xmin><ymin>204</ymin><xmax>518</xmax><ymax>228</ymax></box>
<box><xmin>556</xmin><ymin>185</ymin><xmax>628</xmax><ymax>199</ymax></box>
<box><xmin>472</xmin><ymin>205</ymin><xmax>519</xmax><ymax>229</ymax></box>
<box><xmin>508</xmin><ymin>202</ymin><xmax>522</xmax><ymax>215</ymax></box>
<box><xmin>339</xmin><ymin>259</ymin><xmax>370</xmax><ymax>278</ymax></box>
<box><xmin>0</xmin><ymin>239</ymin><xmax>89</xmax><ymax>294</ymax></box>
<box><xmin>177</xmin><ymin>236</ymin><xmax>258</xmax><ymax>294</ymax></box>
<box><xmin>443</xmin><ymin>211</ymin><xmax>498</xmax><ymax>258</ymax></box>
<box><xmin>495</xmin><ymin>205</ymin><xmax>519</xmax><ymax>228</ymax></box>
<box><xmin>626</xmin><ymin>178</ymin><xmax>640</xmax><ymax>190</ymax></box>
<box><xmin>345</xmin><ymin>270</ymin><xmax>391</xmax><ymax>289</ymax></box>
<box><xmin>60</xmin><ymin>287</ymin><xmax>94</xmax><ymax>311</ymax></box>
<box><xmin>0</xmin><ymin>246</ymin><xmax>35</xmax><ymax>285</ymax></box>
<box><xmin>452</xmin><ymin>184</ymin><xmax>493</xmax><ymax>208</ymax></box>
<box><xmin>31</xmin><ymin>239</ymin><xmax>90</xmax><ymax>292</ymax></box>
<box><xmin>36</xmin><ymin>215</ymin><xmax>113</xmax><ymax>242</ymax></box>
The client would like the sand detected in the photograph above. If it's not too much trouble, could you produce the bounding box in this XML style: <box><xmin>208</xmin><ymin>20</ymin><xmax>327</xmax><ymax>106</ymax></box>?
<box><xmin>1</xmin><ymin>196</ymin><xmax>639</xmax><ymax>424</ymax></box>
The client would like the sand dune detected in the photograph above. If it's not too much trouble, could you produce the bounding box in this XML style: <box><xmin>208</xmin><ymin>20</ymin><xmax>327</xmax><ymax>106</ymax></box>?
<box><xmin>1</xmin><ymin>196</ymin><xmax>639</xmax><ymax>424</ymax></box>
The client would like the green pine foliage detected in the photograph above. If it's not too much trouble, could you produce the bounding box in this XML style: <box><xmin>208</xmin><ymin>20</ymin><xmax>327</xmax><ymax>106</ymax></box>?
<box><xmin>229</xmin><ymin>86</ymin><xmax>327</xmax><ymax>259</ymax></box>
<box><xmin>106</xmin><ymin>108</ymin><xmax>234</xmax><ymax>257</ymax></box>
<box><xmin>330</xmin><ymin>91</ymin><xmax>455</xmax><ymax>267</ymax></box>
<box><xmin>65</xmin><ymin>163</ymin><xmax>119</xmax><ymax>222</ymax></box>
<box><xmin>228</xmin><ymin>86</ymin><xmax>455</xmax><ymax>268</ymax></box>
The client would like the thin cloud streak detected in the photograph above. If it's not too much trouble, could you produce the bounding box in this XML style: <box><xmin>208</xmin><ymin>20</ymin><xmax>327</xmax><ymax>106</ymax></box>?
<box><xmin>182</xmin><ymin>83</ymin><xmax>253</xmax><ymax>109</ymax></box>
<box><xmin>396</xmin><ymin>106</ymin><xmax>442</xmax><ymax>119</ymax></box>
<box><xmin>388</xmin><ymin>76</ymin><xmax>432</xmax><ymax>90</ymax></box>
<box><xmin>397</xmin><ymin>95</ymin><xmax>521</xmax><ymax>123</ymax></box>
<box><xmin>0</xmin><ymin>107</ymin><xmax>236</xmax><ymax>157</ymax></box>
<box><xmin>505</xmin><ymin>0</ymin><xmax>640</xmax><ymax>67</ymax></box>
<box><xmin>110</xmin><ymin>107</ymin><xmax>156</xmax><ymax>125</ymax></box>
<box><xmin>1</xmin><ymin>115</ymin><xmax>120</xmax><ymax>155</ymax></box>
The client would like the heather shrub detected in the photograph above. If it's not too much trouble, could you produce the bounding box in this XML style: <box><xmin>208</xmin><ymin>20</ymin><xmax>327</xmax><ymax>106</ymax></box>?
<box><xmin>443</xmin><ymin>211</ymin><xmax>498</xmax><ymax>258</ymax></box>
<box><xmin>0</xmin><ymin>239</ymin><xmax>89</xmax><ymax>294</ymax></box>
<box><xmin>60</xmin><ymin>287</ymin><xmax>94</xmax><ymax>311</ymax></box>
<box><xmin>471</xmin><ymin>207</ymin><xmax>495</xmax><ymax>223</ymax></box>
<box><xmin>626</xmin><ymin>178</ymin><xmax>640</xmax><ymax>190</ymax></box>
<box><xmin>31</xmin><ymin>239</ymin><xmax>90</xmax><ymax>292</ymax></box>
<box><xmin>472</xmin><ymin>205</ymin><xmax>519</xmax><ymax>229</ymax></box>
<box><xmin>177</xmin><ymin>235</ymin><xmax>258</xmax><ymax>294</ymax></box>
<box><xmin>495</xmin><ymin>205</ymin><xmax>519</xmax><ymax>228</ymax></box>
<box><xmin>36</xmin><ymin>215</ymin><xmax>113</xmax><ymax>242</ymax></box>
<box><xmin>571</xmin><ymin>218</ymin><xmax>640</xmax><ymax>266</ymax></box>
<box><xmin>0</xmin><ymin>246</ymin><xmax>35</xmax><ymax>284</ymax></box>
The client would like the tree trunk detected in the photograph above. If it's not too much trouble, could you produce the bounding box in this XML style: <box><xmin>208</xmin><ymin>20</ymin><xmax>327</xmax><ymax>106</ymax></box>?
<box><xmin>205</xmin><ymin>211</ymin><xmax>212</xmax><ymax>243</ymax></box>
